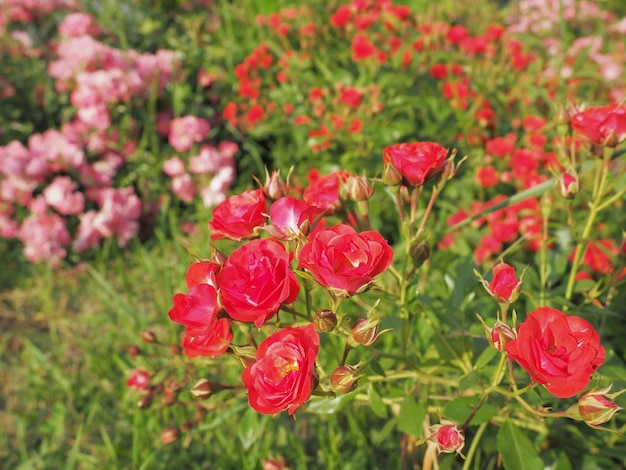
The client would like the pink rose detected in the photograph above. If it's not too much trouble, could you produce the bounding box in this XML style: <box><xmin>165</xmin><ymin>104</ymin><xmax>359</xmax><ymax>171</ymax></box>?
<box><xmin>298</xmin><ymin>224</ymin><xmax>393</xmax><ymax>297</ymax></box>
<box><xmin>219</xmin><ymin>239</ymin><xmax>300</xmax><ymax>327</ymax></box>
<box><xmin>242</xmin><ymin>325</ymin><xmax>319</xmax><ymax>415</ymax></box>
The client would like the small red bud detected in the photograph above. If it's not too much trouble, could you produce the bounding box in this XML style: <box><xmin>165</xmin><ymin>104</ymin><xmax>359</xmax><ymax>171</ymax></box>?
<box><xmin>126</xmin><ymin>345</ymin><xmax>141</xmax><ymax>357</ymax></box>
<box><xmin>264</xmin><ymin>170</ymin><xmax>289</xmax><ymax>200</ymax></box>
<box><xmin>190</xmin><ymin>378</ymin><xmax>213</xmax><ymax>399</ymax></box>
<box><xmin>567</xmin><ymin>386</ymin><xmax>622</xmax><ymax>426</ymax></box>
<box><xmin>409</xmin><ymin>241</ymin><xmax>430</xmax><ymax>267</ymax></box>
<box><xmin>141</xmin><ymin>330</ymin><xmax>157</xmax><ymax>343</ymax></box>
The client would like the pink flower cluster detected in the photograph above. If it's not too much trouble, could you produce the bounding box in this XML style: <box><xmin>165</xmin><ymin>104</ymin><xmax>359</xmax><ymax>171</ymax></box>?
<box><xmin>162</xmin><ymin>141</ymin><xmax>238</xmax><ymax>208</ymax></box>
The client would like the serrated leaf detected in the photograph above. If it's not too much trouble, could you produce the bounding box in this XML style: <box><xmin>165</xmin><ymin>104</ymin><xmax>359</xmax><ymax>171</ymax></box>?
<box><xmin>397</xmin><ymin>396</ymin><xmax>425</xmax><ymax>437</ymax></box>
<box><xmin>306</xmin><ymin>392</ymin><xmax>357</xmax><ymax>415</ymax></box>
<box><xmin>497</xmin><ymin>420</ymin><xmax>543</xmax><ymax>470</ymax></box>
<box><xmin>369</xmin><ymin>385</ymin><xmax>388</xmax><ymax>418</ymax></box>
<box><xmin>369</xmin><ymin>360</ymin><xmax>387</xmax><ymax>377</ymax></box>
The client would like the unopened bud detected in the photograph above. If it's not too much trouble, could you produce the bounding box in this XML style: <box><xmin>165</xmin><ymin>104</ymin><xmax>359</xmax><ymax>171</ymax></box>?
<box><xmin>141</xmin><ymin>330</ymin><xmax>157</xmax><ymax>343</ymax></box>
<box><xmin>137</xmin><ymin>395</ymin><xmax>153</xmax><ymax>409</ymax></box>
<box><xmin>231</xmin><ymin>344</ymin><xmax>258</xmax><ymax>368</ymax></box>
<box><xmin>191</xmin><ymin>378</ymin><xmax>213</xmax><ymax>399</ymax></box>
<box><xmin>170</xmin><ymin>345</ymin><xmax>182</xmax><ymax>356</ymax></box>
<box><xmin>330</xmin><ymin>365</ymin><xmax>361</xmax><ymax>394</ymax></box>
<box><xmin>264</xmin><ymin>169</ymin><xmax>289</xmax><ymax>200</ymax></box>
<box><xmin>350</xmin><ymin>317</ymin><xmax>382</xmax><ymax>346</ymax></box>
<box><xmin>339</xmin><ymin>174</ymin><xmax>372</xmax><ymax>201</ymax></box>
<box><xmin>126</xmin><ymin>345</ymin><xmax>141</xmax><ymax>357</ymax></box>
<box><xmin>427</xmin><ymin>420</ymin><xmax>465</xmax><ymax>454</ymax></box>
<box><xmin>382</xmin><ymin>163</ymin><xmax>403</xmax><ymax>186</ymax></box>
<box><xmin>410</xmin><ymin>241</ymin><xmax>430</xmax><ymax>267</ymax></box>
<box><xmin>160</xmin><ymin>427</ymin><xmax>179</xmax><ymax>445</ymax></box>
<box><xmin>567</xmin><ymin>386</ymin><xmax>622</xmax><ymax>426</ymax></box>
<box><xmin>162</xmin><ymin>387</ymin><xmax>176</xmax><ymax>406</ymax></box>
<box><xmin>478</xmin><ymin>263</ymin><xmax>523</xmax><ymax>304</ymax></box>
<box><xmin>313</xmin><ymin>309</ymin><xmax>337</xmax><ymax>333</ymax></box>
<box><xmin>210</xmin><ymin>246</ymin><xmax>228</xmax><ymax>265</ymax></box>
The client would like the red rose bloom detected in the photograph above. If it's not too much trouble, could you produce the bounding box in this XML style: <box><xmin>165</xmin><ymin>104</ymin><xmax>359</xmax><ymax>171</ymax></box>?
<box><xmin>242</xmin><ymin>325</ymin><xmax>319</xmax><ymax>415</ymax></box>
<box><xmin>208</xmin><ymin>189</ymin><xmax>267</xmax><ymax>241</ymax></box>
<box><xmin>383</xmin><ymin>142</ymin><xmax>448</xmax><ymax>186</ymax></box>
<box><xmin>303</xmin><ymin>170</ymin><xmax>349</xmax><ymax>213</ymax></box>
<box><xmin>506</xmin><ymin>307</ymin><xmax>605</xmax><ymax>398</ymax></box>
<box><xmin>219</xmin><ymin>239</ymin><xmax>300</xmax><ymax>328</ymax></box>
<box><xmin>571</xmin><ymin>104</ymin><xmax>626</xmax><ymax>147</ymax></box>
<box><xmin>181</xmin><ymin>318</ymin><xmax>232</xmax><ymax>358</ymax></box>
<box><xmin>168</xmin><ymin>283</ymin><xmax>220</xmax><ymax>329</ymax></box>
<box><xmin>298</xmin><ymin>224</ymin><xmax>393</xmax><ymax>297</ymax></box>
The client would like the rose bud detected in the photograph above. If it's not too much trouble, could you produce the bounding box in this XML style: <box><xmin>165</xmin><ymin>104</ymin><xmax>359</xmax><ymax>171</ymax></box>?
<box><xmin>409</xmin><ymin>241</ymin><xmax>430</xmax><ymax>267</ymax></box>
<box><xmin>162</xmin><ymin>387</ymin><xmax>176</xmax><ymax>406</ymax></box>
<box><xmin>231</xmin><ymin>344</ymin><xmax>258</xmax><ymax>368</ymax></box>
<box><xmin>313</xmin><ymin>309</ymin><xmax>337</xmax><ymax>333</ymax></box>
<box><xmin>350</xmin><ymin>317</ymin><xmax>382</xmax><ymax>346</ymax></box>
<box><xmin>160</xmin><ymin>427</ymin><xmax>179</xmax><ymax>445</ymax></box>
<box><xmin>479</xmin><ymin>262</ymin><xmax>523</xmax><ymax>304</ymax></box>
<box><xmin>485</xmin><ymin>320</ymin><xmax>517</xmax><ymax>351</ymax></box>
<box><xmin>567</xmin><ymin>386</ymin><xmax>622</xmax><ymax>426</ymax></box>
<box><xmin>190</xmin><ymin>378</ymin><xmax>213</xmax><ymax>399</ymax></box>
<box><xmin>263</xmin><ymin>169</ymin><xmax>289</xmax><ymax>200</ymax></box>
<box><xmin>263</xmin><ymin>456</ymin><xmax>289</xmax><ymax>470</ymax></box>
<box><xmin>559</xmin><ymin>170</ymin><xmax>579</xmax><ymax>199</ymax></box>
<box><xmin>339</xmin><ymin>173</ymin><xmax>372</xmax><ymax>201</ymax></box>
<box><xmin>382</xmin><ymin>161</ymin><xmax>403</xmax><ymax>186</ymax></box>
<box><xmin>330</xmin><ymin>365</ymin><xmax>361</xmax><ymax>394</ymax></box>
<box><xmin>427</xmin><ymin>419</ymin><xmax>465</xmax><ymax>454</ymax></box>
<box><xmin>141</xmin><ymin>330</ymin><xmax>157</xmax><ymax>343</ymax></box>
<box><xmin>126</xmin><ymin>345</ymin><xmax>141</xmax><ymax>357</ymax></box>
<box><xmin>137</xmin><ymin>395</ymin><xmax>153</xmax><ymax>409</ymax></box>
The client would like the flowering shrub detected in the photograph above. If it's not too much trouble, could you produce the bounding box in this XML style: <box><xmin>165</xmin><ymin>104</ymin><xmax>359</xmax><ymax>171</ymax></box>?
<box><xmin>128</xmin><ymin>100</ymin><xmax>625</xmax><ymax>465</ymax></box>
<box><xmin>0</xmin><ymin>2</ymin><xmax>238</xmax><ymax>265</ymax></box>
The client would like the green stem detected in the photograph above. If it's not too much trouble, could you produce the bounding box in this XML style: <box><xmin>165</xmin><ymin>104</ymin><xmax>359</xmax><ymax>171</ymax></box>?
<box><xmin>462</xmin><ymin>422</ymin><xmax>488</xmax><ymax>470</ymax></box>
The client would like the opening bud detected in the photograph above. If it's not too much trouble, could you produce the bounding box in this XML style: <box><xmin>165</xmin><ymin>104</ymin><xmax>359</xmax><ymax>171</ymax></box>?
<box><xmin>330</xmin><ymin>365</ymin><xmax>361</xmax><ymax>394</ymax></box>
<box><xmin>485</xmin><ymin>320</ymin><xmax>517</xmax><ymax>351</ymax></box>
<box><xmin>559</xmin><ymin>169</ymin><xmax>579</xmax><ymax>199</ymax></box>
<box><xmin>231</xmin><ymin>344</ymin><xmax>258</xmax><ymax>368</ymax></box>
<box><xmin>427</xmin><ymin>419</ymin><xmax>465</xmax><ymax>454</ymax></box>
<box><xmin>567</xmin><ymin>386</ymin><xmax>623</xmax><ymax>426</ymax></box>
<box><xmin>382</xmin><ymin>162</ymin><xmax>403</xmax><ymax>186</ymax></box>
<box><xmin>313</xmin><ymin>309</ymin><xmax>337</xmax><ymax>333</ymax></box>
<box><xmin>477</xmin><ymin>262</ymin><xmax>523</xmax><ymax>304</ymax></box>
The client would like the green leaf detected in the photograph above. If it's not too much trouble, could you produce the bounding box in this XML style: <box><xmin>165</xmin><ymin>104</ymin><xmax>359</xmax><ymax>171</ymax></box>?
<box><xmin>306</xmin><ymin>392</ymin><xmax>357</xmax><ymax>415</ymax></box>
<box><xmin>443</xmin><ymin>397</ymin><xmax>497</xmax><ymax>426</ymax></box>
<box><xmin>369</xmin><ymin>360</ymin><xmax>387</xmax><ymax>377</ymax></box>
<box><xmin>368</xmin><ymin>385</ymin><xmax>388</xmax><ymax>418</ymax></box>
<box><xmin>238</xmin><ymin>407</ymin><xmax>260</xmax><ymax>450</ymax></box>
<box><xmin>552</xmin><ymin>452</ymin><xmax>572</xmax><ymax>470</ymax></box>
<box><xmin>497</xmin><ymin>420</ymin><xmax>543</xmax><ymax>470</ymax></box>
<box><xmin>397</xmin><ymin>396</ymin><xmax>425</xmax><ymax>437</ymax></box>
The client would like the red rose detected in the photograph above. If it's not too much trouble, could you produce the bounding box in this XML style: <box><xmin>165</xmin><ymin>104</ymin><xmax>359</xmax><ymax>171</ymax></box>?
<box><xmin>219</xmin><ymin>239</ymin><xmax>300</xmax><ymax>328</ymax></box>
<box><xmin>303</xmin><ymin>170</ymin><xmax>346</xmax><ymax>213</ymax></box>
<box><xmin>506</xmin><ymin>307</ymin><xmax>605</xmax><ymax>398</ymax></box>
<box><xmin>268</xmin><ymin>196</ymin><xmax>322</xmax><ymax>239</ymax></box>
<box><xmin>168</xmin><ymin>283</ymin><xmax>220</xmax><ymax>328</ymax></box>
<box><xmin>298</xmin><ymin>224</ymin><xmax>393</xmax><ymax>297</ymax></box>
<box><xmin>185</xmin><ymin>261</ymin><xmax>220</xmax><ymax>288</ymax></box>
<box><xmin>571</xmin><ymin>104</ymin><xmax>626</xmax><ymax>147</ymax></box>
<box><xmin>242</xmin><ymin>325</ymin><xmax>319</xmax><ymax>415</ymax></box>
<box><xmin>481</xmin><ymin>262</ymin><xmax>522</xmax><ymax>303</ymax></box>
<box><xmin>181</xmin><ymin>318</ymin><xmax>232</xmax><ymax>358</ymax></box>
<box><xmin>383</xmin><ymin>141</ymin><xmax>448</xmax><ymax>186</ymax></box>
<box><xmin>208</xmin><ymin>189</ymin><xmax>267</xmax><ymax>241</ymax></box>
